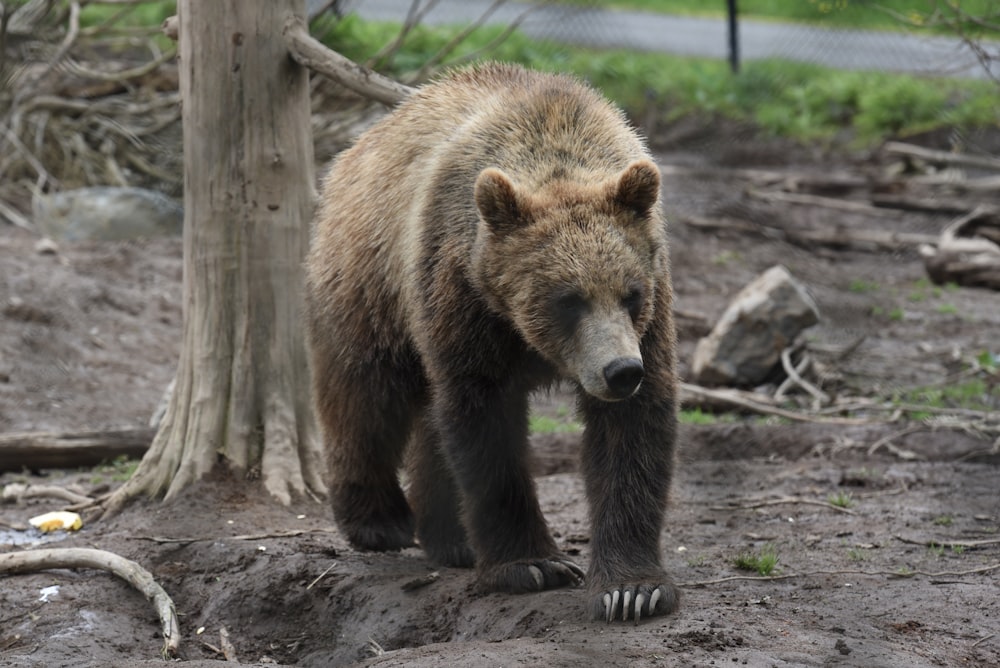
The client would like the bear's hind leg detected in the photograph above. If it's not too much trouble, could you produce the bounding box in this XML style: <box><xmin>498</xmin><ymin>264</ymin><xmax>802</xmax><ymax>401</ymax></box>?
<box><xmin>407</xmin><ymin>414</ymin><xmax>475</xmax><ymax>568</ymax></box>
<box><xmin>316</xmin><ymin>354</ymin><xmax>422</xmax><ymax>552</ymax></box>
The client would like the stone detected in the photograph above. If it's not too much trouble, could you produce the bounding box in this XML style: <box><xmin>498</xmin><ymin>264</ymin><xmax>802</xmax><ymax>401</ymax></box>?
<box><xmin>691</xmin><ymin>265</ymin><xmax>820</xmax><ymax>387</ymax></box>
<box><xmin>33</xmin><ymin>187</ymin><xmax>182</xmax><ymax>241</ymax></box>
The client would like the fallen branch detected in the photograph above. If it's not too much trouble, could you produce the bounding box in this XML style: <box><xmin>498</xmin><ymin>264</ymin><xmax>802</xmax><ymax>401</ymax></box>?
<box><xmin>884</xmin><ymin>141</ymin><xmax>1000</xmax><ymax>172</ymax></box>
<box><xmin>747</xmin><ymin>188</ymin><xmax>902</xmax><ymax>217</ymax></box>
<box><xmin>681</xmin><ymin>214</ymin><xmax>937</xmax><ymax>251</ymax></box>
<box><xmin>709</xmin><ymin>496</ymin><xmax>856</xmax><ymax>515</ymax></box>
<box><xmin>870</xmin><ymin>193</ymin><xmax>973</xmax><ymax>216</ymax></box>
<box><xmin>0</xmin><ymin>547</ymin><xmax>180</xmax><ymax>657</ymax></box>
<box><xmin>1</xmin><ymin>482</ymin><xmax>93</xmax><ymax>506</ymax></box>
<box><xmin>0</xmin><ymin>428</ymin><xmax>154</xmax><ymax>472</ymax></box>
<box><xmin>894</xmin><ymin>535</ymin><xmax>1000</xmax><ymax>549</ymax></box>
<box><xmin>679</xmin><ymin>562</ymin><xmax>1000</xmax><ymax>587</ymax></box>
<box><xmin>679</xmin><ymin>382</ymin><xmax>872</xmax><ymax>425</ymax></box>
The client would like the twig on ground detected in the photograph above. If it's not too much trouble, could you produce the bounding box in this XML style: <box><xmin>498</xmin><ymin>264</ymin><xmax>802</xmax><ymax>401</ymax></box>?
<box><xmin>0</xmin><ymin>547</ymin><xmax>180</xmax><ymax>657</ymax></box>
<box><xmin>133</xmin><ymin>528</ymin><xmax>337</xmax><ymax>544</ymax></box>
<box><xmin>894</xmin><ymin>535</ymin><xmax>1000</xmax><ymax>549</ymax></box>
<box><xmin>306</xmin><ymin>561</ymin><xmax>338</xmax><ymax>590</ymax></box>
<box><xmin>710</xmin><ymin>496</ymin><xmax>856</xmax><ymax>515</ymax></box>
<box><xmin>680</xmin><ymin>562</ymin><xmax>1000</xmax><ymax>587</ymax></box>
<box><xmin>867</xmin><ymin>426</ymin><xmax>925</xmax><ymax>459</ymax></box>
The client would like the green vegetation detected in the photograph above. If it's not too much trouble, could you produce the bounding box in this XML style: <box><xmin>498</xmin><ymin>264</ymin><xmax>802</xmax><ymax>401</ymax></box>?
<box><xmin>679</xmin><ymin>407</ymin><xmax>738</xmax><ymax>425</ymax></box>
<box><xmin>928</xmin><ymin>542</ymin><xmax>946</xmax><ymax>558</ymax></box>
<box><xmin>849</xmin><ymin>279</ymin><xmax>879</xmax><ymax>294</ymax></box>
<box><xmin>529</xmin><ymin>413</ymin><xmax>582</xmax><ymax>434</ymax></box>
<box><xmin>90</xmin><ymin>455</ymin><xmax>140</xmax><ymax>484</ymax></box>
<box><xmin>827</xmin><ymin>491</ymin><xmax>855</xmax><ymax>509</ymax></box>
<box><xmin>733</xmin><ymin>544</ymin><xmax>780</xmax><ymax>575</ymax></box>
<box><xmin>932</xmin><ymin>515</ymin><xmax>954</xmax><ymax>526</ymax></box>
<box><xmin>846</xmin><ymin>546</ymin><xmax>868</xmax><ymax>562</ymax></box>
<box><xmin>557</xmin><ymin>0</ymin><xmax>998</xmax><ymax>34</ymax></box>
<box><xmin>314</xmin><ymin>14</ymin><xmax>998</xmax><ymax>146</ymax></box>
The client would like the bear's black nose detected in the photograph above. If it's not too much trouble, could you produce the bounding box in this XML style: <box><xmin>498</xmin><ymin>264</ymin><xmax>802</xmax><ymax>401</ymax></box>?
<box><xmin>603</xmin><ymin>357</ymin><xmax>644</xmax><ymax>399</ymax></box>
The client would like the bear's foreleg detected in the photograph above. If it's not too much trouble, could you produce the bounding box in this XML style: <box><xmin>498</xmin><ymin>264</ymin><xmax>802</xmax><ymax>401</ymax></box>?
<box><xmin>579</xmin><ymin>336</ymin><xmax>680</xmax><ymax>622</ymax></box>
<box><xmin>431</xmin><ymin>377</ymin><xmax>585</xmax><ymax>593</ymax></box>
<box><xmin>407</xmin><ymin>413</ymin><xmax>476</xmax><ymax>568</ymax></box>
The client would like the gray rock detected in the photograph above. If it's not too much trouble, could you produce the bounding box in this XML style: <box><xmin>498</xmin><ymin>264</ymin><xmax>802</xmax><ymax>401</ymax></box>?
<box><xmin>33</xmin><ymin>187</ymin><xmax>183</xmax><ymax>241</ymax></box>
<box><xmin>691</xmin><ymin>265</ymin><xmax>820</xmax><ymax>387</ymax></box>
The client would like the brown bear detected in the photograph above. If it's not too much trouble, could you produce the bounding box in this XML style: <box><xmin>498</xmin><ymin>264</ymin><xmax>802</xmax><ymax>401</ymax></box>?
<box><xmin>305</xmin><ymin>62</ymin><xmax>679</xmax><ymax>622</ymax></box>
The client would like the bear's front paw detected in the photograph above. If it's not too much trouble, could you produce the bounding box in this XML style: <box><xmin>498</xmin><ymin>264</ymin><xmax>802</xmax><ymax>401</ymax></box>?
<box><xmin>479</xmin><ymin>557</ymin><xmax>585</xmax><ymax>594</ymax></box>
<box><xmin>593</xmin><ymin>582</ymin><xmax>679</xmax><ymax>623</ymax></box>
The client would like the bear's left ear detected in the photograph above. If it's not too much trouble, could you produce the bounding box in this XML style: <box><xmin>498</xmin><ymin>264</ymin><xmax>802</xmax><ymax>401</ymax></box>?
<box><xmin>611</xmin><ymin>159</ymin><xmax>660</xmax><ymax>219</ymax></box>
<box><xmin>475</xmin><ymin>168</ymin><xmax>532</xmax><ymax>235</ymax></box>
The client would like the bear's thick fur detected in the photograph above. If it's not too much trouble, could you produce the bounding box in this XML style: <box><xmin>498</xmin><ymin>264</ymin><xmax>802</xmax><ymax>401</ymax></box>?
<box><xmin>305</xmin><ymin>62</ymin><xmax>679</xmax><ymax>621</ymax></box>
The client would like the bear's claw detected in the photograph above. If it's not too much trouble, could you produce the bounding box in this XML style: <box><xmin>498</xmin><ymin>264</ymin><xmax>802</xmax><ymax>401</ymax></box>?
<box><xmin>599</xmin><ymin>583</ymin><xmax>678</xmax><ymax>624</ymax></box>
<box><xmin>481</xmin><ymin>557</ymin><xmax>585</xmax><ymax>593</ymax></box>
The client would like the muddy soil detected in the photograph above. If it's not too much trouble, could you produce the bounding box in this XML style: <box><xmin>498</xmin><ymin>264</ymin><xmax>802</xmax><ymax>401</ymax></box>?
<box><xmin>1</xmin><ymin>123</ymin><xmax>999</xmax><ymax>667</ymax></box>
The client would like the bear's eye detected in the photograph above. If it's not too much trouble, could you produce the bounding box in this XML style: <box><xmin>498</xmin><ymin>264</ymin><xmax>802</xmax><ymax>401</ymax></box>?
<box><xmin>622</xmin><ymin>286</ymin><xmax>645</xmax><ymax>322</ymax></box>
<box><xmin>552</xmin><ymin>291</ymin><xmax>588</xmax><ymax>335</ymax></box>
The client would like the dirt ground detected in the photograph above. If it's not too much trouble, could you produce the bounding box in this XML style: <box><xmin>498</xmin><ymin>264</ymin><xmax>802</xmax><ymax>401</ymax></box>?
<box><xmin>1</xmin><ymin>121</ymin><xmax>999</xmax><ymax>667</ymax></box>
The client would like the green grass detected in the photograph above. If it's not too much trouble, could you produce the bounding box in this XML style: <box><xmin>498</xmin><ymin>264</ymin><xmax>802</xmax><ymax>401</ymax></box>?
<box><xmin>89</xmin><ymin>455</ymin><xmax>140</xmax><ymax>484</ymax></box>
<box><xmin>555</xmin><ymin>0</ymin><xmax>999</xmax><ymax>34</ymax></box>
<box><xmin>733</xmin><ymin>544</ymin><xmax>780</xmax><ymax>575</ymax></box>
<box><xmin>933</xmin><ymin>515</ymin><xmax>954</xmax><ymax>526</ymax></box>
<box><xmin>314</xmin><ymin>15</ymin><xmax>999</xmax><ymax>146</ymax></box>
<box><xmin>827</xmin><ymin>491</ymin><xmax>855</xmax><ymax>509</ymax></box>
<box><xmin>849</xmin><ymin>279</ymin><xmax>879</xmax><ymax>293</ymax></box>
<box><xmin>529</xmin><ymin>414</ymin><xmax>582</xmax><ymax>434</ymax></box>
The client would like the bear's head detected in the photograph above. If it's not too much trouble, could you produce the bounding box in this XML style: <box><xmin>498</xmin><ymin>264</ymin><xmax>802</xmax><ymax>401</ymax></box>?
<box><xmin>472</xmin><ymin>159</ymin><xmax>665</xmax><ymax>402</ymax></box>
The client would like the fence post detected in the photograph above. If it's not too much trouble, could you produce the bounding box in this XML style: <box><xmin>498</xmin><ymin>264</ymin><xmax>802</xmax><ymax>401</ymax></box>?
<box><xmin>727</xmin><ymin>0</ymin><xmax>740</xmax><ymax>73</ymax></box>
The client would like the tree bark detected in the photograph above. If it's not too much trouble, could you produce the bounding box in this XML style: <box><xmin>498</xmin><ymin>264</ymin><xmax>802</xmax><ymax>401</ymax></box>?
<box><xmin>104</xmin><ymin>0</ymin><xmax>325</xmax><ymax>513</ymax></box>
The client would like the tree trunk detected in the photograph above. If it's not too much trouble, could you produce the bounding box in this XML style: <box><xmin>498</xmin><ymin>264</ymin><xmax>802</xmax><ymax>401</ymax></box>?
<box><xmin>104</xmin><ymin>0</ymin><xmax>325</xmax><ymax>513</ymax></box>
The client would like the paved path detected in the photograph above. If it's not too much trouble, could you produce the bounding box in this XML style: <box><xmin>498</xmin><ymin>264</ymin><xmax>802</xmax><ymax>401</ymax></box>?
<box><xmin>340</xmin><ymin>0</ymin><xmax>998</xmax><ymax>80</ymax></box>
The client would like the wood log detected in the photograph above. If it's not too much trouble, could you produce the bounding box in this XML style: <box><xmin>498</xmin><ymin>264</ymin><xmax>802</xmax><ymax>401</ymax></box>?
<box><xmin>884</xmin><ymin>141</ymin><xmax>1000</xmax><ymax>173</ymax></box>
<box><xmin>0</xmin><ymin>428</ymin><xmax>154</xmax><ymax>472</ymax></box>
<box><xmin>920</xmin><ymin>207</ymin><xmax>1000</xmax><ymax>290</ymax></box>
<box><xmin>681</xmin><ymin>214</ymin><xmax>938</xmax><ymax>251</ymax></box>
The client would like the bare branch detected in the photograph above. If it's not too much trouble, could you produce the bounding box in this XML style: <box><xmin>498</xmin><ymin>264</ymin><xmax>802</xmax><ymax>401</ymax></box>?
<box><xmin>283</xmin><ymin>14</ymin><xmax>413</xmax><ymax>106</ymax></box>
<box><xmin>0</xmin><ymin>547</ymin><xmax>180</xmax><ymax>657</ymax></box>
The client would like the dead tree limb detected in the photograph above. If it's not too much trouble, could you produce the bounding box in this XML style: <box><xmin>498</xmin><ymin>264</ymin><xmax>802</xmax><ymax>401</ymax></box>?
<box><xmin>681</xmin><ymin>214</ymin><xmax>938</xmax><ymax>251</ymax></box>
<box><xmin>0</xmin><ymin>547</ymin><xmax>180</xmax><ymax>657</ymax></box>
<box><xmin>0</xmin><ymin>428</ymin><xmax>154</xmax><ymax>472</ymax></box>
<box><xmin>282</xmin><ymin>15</ymin><xmax>414</xmax><ymax>106</ymax></box>
<box><xmin>884</xmin><ymin>141</ymin><xmax>1000</xmax><ymax>172</ymax></box>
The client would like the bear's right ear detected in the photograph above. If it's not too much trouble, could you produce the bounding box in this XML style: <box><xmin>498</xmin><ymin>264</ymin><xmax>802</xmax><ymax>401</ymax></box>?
<box><xmin>475</xmin><ymin>168</ymin><xmax>531</xmax><ymax>235</ymax></box>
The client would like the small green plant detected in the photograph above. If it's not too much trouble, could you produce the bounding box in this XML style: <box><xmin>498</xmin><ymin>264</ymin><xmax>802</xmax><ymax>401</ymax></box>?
<box><xmin>849</xmin><ymin>279</ymin><xmax>879</xmax><ymax>293</ymax></box>
<box><xmin>686</xmin><ymin>554</ymin><xmax>708</xmax><ymax>567</ymax></box>
<box><xmin>936</xmin><ymin>303</ymin><xmax>958</xmax><ymax>315</ymax></box>
<box><xmin>529</xmin><ymin>414</ymin><xmax>582</xmax><ymax>434</ymax></box>
<box><xmin>896</xmin><ymin>566</ymin><xmax>914</xmax><ymax>577</ymax></box>
<box><xmin>951</xmin><ymin>544</ymin><xmax>965</xmax><ymax>555</ymax></box>
<box><xmin>889</xmin><ymin>307</ymin><xmax>905</xmax><ymax>322</ymax></box>
<box><xmin>928</xmin><ymin>542</ymin><xmax>946</xmax><ymax>558</ymax></box>
<box><xmin>733</xmin><ymin>544</ymin><xmax>779</xmax><ymax>576</ymax></box>
<box><xmin>976</xmin><ymin>350</ymin><xmax>998</xmax><ymax>373</ymax></box>
<box><xmin>827</xmin><ymin>491</ymin><xmax>855</xmax><ymax>509</ymax></box>
<box><xmin>91</xmin><ymin>455</ymin><xmax>140</xmax><ymax>483</ymax></box>
<box><xmin>847</xmin><ymin>547</ymin><xmax>868</xmax><ymax>562</ymax></box>
<box><xmin>679</xmin><ymin>407</ymin><xmax>717</xmax><ymax>425</ymax></box>
<box><xmin>932</xmin><ymin>515</ymin><xmax>953</xmax><ymax>527</ymax></box>
<box><xmin>712</xmin><ymin>250</ymin><xmax>741</xmax><ymax>266</ymax></box>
